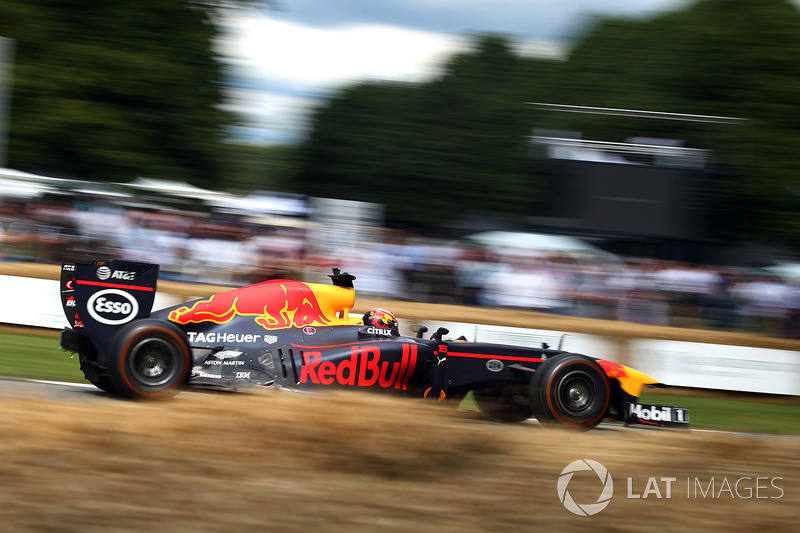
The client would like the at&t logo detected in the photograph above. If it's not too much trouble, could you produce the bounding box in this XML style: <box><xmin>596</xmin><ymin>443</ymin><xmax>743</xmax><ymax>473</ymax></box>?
<box><xmin>96</xmin><ymin>266</ymin><xmax>112</xmax><ymax>280</ymax></box>
<box><xmin>558</xmin><ymin>459</ymin><xmax>614</xmax><ymax>516</ymax></box>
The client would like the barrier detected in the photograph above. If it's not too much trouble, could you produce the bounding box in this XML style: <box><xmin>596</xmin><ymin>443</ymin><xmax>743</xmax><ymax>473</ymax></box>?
<box><xmin>3</xmin><ymin>263</ymin><xmax>799</xmax><ymax>395</ymax></box>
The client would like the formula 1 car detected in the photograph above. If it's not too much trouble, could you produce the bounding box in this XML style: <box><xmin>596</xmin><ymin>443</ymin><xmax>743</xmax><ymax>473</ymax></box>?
<box><xmin>58</xmin><ymin>260</ymin><xmax>689</xmax><ymax>429</ymax></box>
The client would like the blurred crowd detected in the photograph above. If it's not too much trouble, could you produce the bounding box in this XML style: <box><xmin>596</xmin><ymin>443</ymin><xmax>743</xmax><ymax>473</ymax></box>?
<box><xmin>340</xmin><ymin>236</ymin><xmax>800</xmax><ymax>339</ymax></box>
<box><xmin>2</xmin><ymin>195</ymin><xmax>800</xmax><ymax>339</ymax></box>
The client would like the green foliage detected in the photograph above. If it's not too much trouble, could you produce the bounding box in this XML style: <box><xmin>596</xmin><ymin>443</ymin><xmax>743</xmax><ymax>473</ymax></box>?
<box><xmin>0</xmin><ymin>1</ymin><xmax>236</xmax><ymax>188</ymax></box>
<box><xmin>4</xmin><ymin>0</ymin><xmax>800</xmax><ymax>242</ymax></box>
<box><xmin>296</xmin><ymin>0</ymin><xmax>800</xmax><ymax>240</ymax></box>
<box><xmin>547</xmin><ymin>0</ymin><xmax>800</xmax><ymax>241</ymax></box>
<box><xmin>222</xmin><ymin>143</ymin><xmax>300</xmax><ymax>193</ymax></box>
<box><xmin>296</xmin><ymin>36</ymin><xmax>552</xmax><ymax>227</ymax></box>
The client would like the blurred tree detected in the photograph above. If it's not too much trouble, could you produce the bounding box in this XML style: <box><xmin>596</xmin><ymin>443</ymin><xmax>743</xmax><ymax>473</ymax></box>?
<box><xmin>296</xmin><ymin>0</ymin><xmax>800</xmax><ymax>243</ymax></box>
<box><xmin>222</xmin><ymin>143</ymin><xmax>299</xmax><ymax>193</ymax></box>
<box><xmin>548</xmin><ymin>0</ymin><xmax>800</xmax><ymax>242</ymax></box>
<box><xmin>297</xmin><ymin>81</ymin><xmax>427</xmax><ymax>224</ymax></box>
<box><xmin>296</xmin><ymin>35</ymin><xmax>555</xmax><ymax>228</ymax></box>
<box><xmin>0</xmin><ymin>0</ymin><xmax>243</xmax><ymax>188</ymax></box>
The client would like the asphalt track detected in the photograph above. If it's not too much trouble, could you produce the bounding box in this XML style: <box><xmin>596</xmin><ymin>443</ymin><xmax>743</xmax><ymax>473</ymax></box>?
<box><xmin>0</xmin><ymin>376</ymin><xmax>99</xmax><ymax>400</ymax></box>
<box><xmin>3</xmin><ymin>375</ymin><xmax>796</xmax><ymax>441</ymax></box>
<box><xmin>0</xmin><ymin>376</ymin><xmax>207</xmax><ymax>403</ymax></box>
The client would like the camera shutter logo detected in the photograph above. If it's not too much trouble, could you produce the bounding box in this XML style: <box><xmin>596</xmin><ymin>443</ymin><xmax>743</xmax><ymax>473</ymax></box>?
<box><xmin>558</xmin><ymin>459</ymin><xmax>614</xmax><ymax>516</ymax></box>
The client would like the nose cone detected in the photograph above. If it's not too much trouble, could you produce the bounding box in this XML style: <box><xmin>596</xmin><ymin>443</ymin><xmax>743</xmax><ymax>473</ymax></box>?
<box><xmin>597</xmin><ymin>359</ymin><xmax>659</xmax><ymax>397</ymax></box>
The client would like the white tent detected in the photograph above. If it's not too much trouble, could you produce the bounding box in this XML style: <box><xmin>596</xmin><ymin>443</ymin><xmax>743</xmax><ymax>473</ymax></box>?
<box><xmin>206</xmin><ymin>191</ymin><xmax>309</xmax><ymax>217</ymax></box>
<box><xmin>123</xmin><ymin>177</ymin><xmax>235</xmax><ymax>202</ymax></box>
<box><xmin>762</xmin><ymin>263</ymin><xmax>800</xmax><ymax>281</ymax></box>
<box><xmin>0</xmin><ymin>177</ymin><xmax>55</xmax><ymax>198</ymax></box>
<box><xmin>464</xmin><ymin>231</ymin><xmax>621</xmax><ymax>262</ymax></box>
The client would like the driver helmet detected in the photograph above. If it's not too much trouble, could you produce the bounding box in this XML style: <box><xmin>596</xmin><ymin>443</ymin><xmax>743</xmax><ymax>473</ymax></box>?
<box><xmin>362</xmin><ymin>308</ymin><xmax>399</xmax><ymax>332</ymax></box>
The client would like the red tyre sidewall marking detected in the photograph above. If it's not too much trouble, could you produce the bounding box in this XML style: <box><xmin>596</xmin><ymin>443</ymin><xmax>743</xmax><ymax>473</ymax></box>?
<box><xmin>117</xmin><ymin>326</ymin><xmax>190</xmax><ymax>397</ymax></box>
<box><xmin>545</xmin><ymin>359</ymin><xmax>610</xmax><ymax>427</ymax></box>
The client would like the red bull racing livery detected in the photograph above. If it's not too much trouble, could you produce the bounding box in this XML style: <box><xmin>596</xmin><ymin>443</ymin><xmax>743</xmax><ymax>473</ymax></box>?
<box><xmin>59</xmin><ymin>260</ymin><xmax>689</xmax><ymax>430</ymax></box>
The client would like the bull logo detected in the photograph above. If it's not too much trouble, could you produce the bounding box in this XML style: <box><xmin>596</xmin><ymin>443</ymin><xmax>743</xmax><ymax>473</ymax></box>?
<box><xmin>168</xmin><ymin>280</ymin><xmax>333</xmax><ymax>330</ymax></box>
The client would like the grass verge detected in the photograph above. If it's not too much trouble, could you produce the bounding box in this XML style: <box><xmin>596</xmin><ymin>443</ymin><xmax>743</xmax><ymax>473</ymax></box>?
<box><xmin>639</xmin><ymin>389</ymin><xmax>800</xmax><ymax>435</ymax></box>
<box><xmin>0</xmin><ymin>329</ymin><xmax>85</xmax><ymax>383</ymax></box>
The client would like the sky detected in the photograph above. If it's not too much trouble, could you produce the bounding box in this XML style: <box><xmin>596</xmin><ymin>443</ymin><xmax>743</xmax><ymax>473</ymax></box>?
<box><xmin>215</xmin><ymin>0</ymin><xmax>689</xmax><ymax>145</ymax></box>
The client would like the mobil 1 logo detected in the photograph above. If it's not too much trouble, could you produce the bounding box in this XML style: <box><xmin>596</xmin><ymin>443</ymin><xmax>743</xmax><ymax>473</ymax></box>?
<box><xmin>626</xmin><ymin>403</ymin><xmax>689</xmax><ymax>427</ymax></box>
<box><xmin>87</xmin><ymin>289</ymin><xmax>140</xmax><ymax>325</ymax></box>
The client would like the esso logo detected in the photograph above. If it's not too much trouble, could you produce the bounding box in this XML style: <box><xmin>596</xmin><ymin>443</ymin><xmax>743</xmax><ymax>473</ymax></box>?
<box><xmin>87</xmin><ymin>289</ymin><xmax>139</xmax><ymax>325</ymax></box>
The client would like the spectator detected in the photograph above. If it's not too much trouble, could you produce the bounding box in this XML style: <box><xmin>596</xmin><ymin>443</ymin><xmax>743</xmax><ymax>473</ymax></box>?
<box><xmin>733</xmin><ymin>272</ymin><xmax>796</xmax><ymax>337</ymax></box>
<box><xmin>482</xmin><ymin>254</ymin><xmax>567</xmax><ymax>313</ymax></box>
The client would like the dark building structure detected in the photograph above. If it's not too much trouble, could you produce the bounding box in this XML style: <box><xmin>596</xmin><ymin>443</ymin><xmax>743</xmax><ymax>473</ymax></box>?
<box><xmin>528</xmin><ymin>104</ymin><xmax>746</xmax><ymax>265</ymax></box>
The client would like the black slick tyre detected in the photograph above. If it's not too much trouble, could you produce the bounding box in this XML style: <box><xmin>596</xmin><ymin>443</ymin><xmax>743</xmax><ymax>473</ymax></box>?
<box><xmin>107</xmin><ymin>319</ymin><xmax>191</xmax><ymax>399</ymax></box>
<box><xmin>529</xmin><ymin>353</ymin><xmax>610</xmax><ymax>429</ymax></box>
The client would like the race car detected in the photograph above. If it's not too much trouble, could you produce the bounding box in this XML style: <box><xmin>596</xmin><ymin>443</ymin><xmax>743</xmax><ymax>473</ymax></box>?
<box><xmin>58</xmin><ymin>260</ymin><xmax>689</xmax><ymax>429</ymax></box>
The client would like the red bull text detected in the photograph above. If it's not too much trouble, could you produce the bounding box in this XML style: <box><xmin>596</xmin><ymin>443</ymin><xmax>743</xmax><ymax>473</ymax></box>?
<box><xmin>299</xmin><ymin>344</ymin><xmax>418</xmax><ymax>390</ymax></box>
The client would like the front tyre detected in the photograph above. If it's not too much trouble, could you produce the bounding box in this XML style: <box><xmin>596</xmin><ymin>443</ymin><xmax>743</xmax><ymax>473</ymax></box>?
<box><xmin>107</xmin><ymin>319</ymin><xmax>191</xmax><ymax>399</ymax></box>
<box><xmin>530</xmin><ymin>354</ymin><xmax>610</xmax><ymax>429</ymax></box>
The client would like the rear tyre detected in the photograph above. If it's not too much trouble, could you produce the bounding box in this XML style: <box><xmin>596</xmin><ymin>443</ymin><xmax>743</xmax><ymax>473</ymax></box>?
<box><xmin>473</xmin><ymin>384</ymin><xmax>532</xmax><ymax>423</ymax></box>
<box><xmin>107</xmin><ymin>319</ymin><xmax>191</xmax><ymax>399</ymax></box>
<box><xmin>530</xmin><ymin>354</ymin><xmax>610</xmax><ymax>429</ymax></box>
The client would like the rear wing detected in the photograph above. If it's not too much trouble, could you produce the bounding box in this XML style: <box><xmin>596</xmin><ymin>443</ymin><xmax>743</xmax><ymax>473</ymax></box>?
<box><xmin>61</xmin><ymin>260</ymin><xmax>159</xmax><ymax>358</ymax></box>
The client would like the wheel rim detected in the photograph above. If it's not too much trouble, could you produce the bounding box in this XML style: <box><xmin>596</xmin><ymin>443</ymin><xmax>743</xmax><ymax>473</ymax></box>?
<box><xmin>129</xmin><ymin>338</ymin><xmax>179</xmax><ymax>388</ymax></box>
<box><xmin>556</xmin><ymin>371</ymin><xmax>596</xmax><ymax>416</ymax></box>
